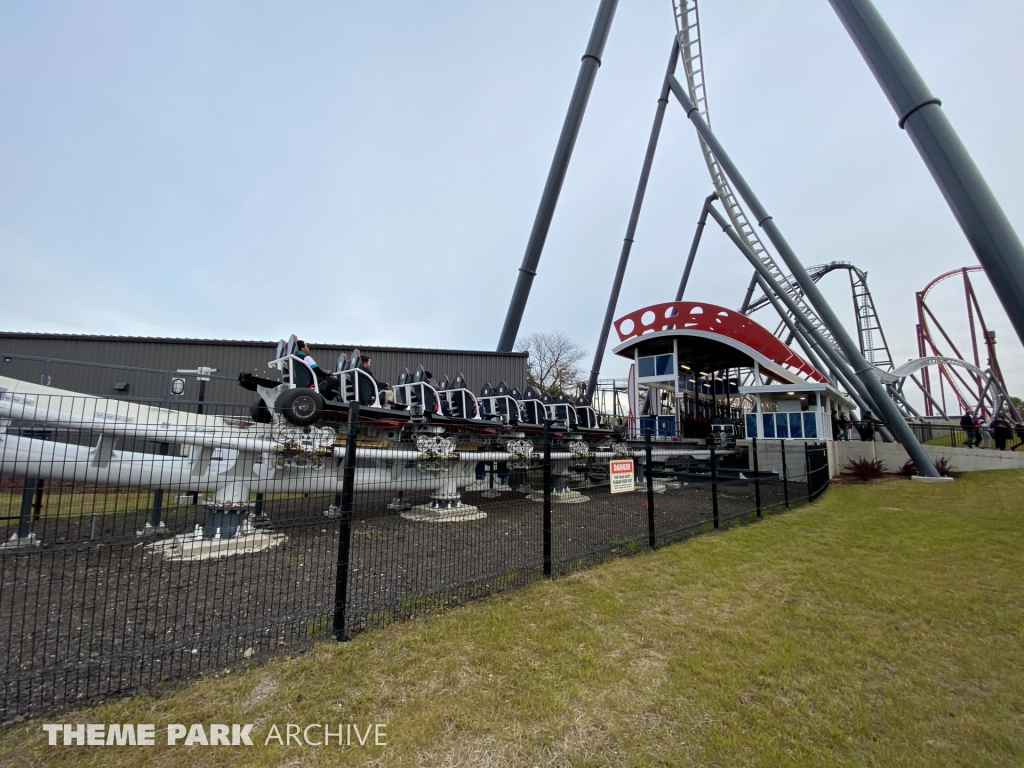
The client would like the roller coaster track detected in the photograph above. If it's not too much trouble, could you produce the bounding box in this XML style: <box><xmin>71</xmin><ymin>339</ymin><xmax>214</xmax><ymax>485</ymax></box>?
<box><xmin>671</xmin><ymin>0</ymin><xmax>835</xmax><ymax>349</ymax></box>
<box><xmin>670</xmin><ymin>2</ymin><xmax>1015</xmax><ymax>422</ymax></box>
<box><xmin>915</xmin><ymin>265</ymin><xmax>1016</xmax><ymax>419</ymax></box>
<box><xmin>746</xmin><ymin>261</ymin><xmax>895</xmax><ymax>371</ymax></box>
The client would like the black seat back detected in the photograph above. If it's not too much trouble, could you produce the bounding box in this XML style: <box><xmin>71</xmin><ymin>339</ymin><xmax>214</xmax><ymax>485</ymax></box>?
<box><xmin>394</xmin><ymin>368</ymin><xmax>411</xmax><ymax>406</ymax></box>
<box><xmin>555</xmin><ymin>392</ymin><xmax>578</xmax><ymax>426</ymax></box>
<box><xmin>575</xmin><ymin>393</ymin><xmax>596</xmax><ymax>428</ymax></box>
<box><xmin>293</xmin><ymin>358</ymin><xmax>315</xmax><ymax>389</ymax></box>
<box><xmin>436</xmin><ymin>375</ymin><xmax>452</xmax><ymax>415</ymax></box>
<box><xmin>520</xmin><ymin>386</ymin><xmax>543</xmax><ymax>425</ymax></box>
<box><xmin>356</xmin><ymin>370</ymin><xmax>376</xmax><ymax>406</ymax></box>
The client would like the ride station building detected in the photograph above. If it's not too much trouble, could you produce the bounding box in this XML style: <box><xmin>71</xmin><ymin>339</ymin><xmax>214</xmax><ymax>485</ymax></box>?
<box><xmin>612</xmin><ymin>301</ymin><xmax>855</xmax><ymax>441</ymax></box>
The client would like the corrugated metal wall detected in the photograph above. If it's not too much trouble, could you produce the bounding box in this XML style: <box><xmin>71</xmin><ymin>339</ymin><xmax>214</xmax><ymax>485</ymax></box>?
<box><xmin>0</xmin><ymin>334</ymin><xmax>527</xmax><ymax>405</ymax></box>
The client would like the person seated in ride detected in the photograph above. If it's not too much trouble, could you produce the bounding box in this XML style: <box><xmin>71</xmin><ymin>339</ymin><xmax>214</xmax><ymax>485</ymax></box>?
<box><xmin>360</xmin><ymin>356</ymin><xmax>395</xmax><ymax>407</ymax></box>
<box><xmin>296</xmin><ymin>339</ymin><xmax>334</xmax><ymax>391</ymax></box>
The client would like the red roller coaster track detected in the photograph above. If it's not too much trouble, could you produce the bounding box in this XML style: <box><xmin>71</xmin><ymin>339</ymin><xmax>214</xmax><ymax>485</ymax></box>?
<box><xmin>916</xmin><ymin>266</ymin><xmax>1011</xmax><ymax>418</ymax></box>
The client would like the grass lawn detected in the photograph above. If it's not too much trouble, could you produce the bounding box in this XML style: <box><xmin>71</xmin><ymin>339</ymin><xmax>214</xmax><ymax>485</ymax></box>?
<box><xmin>2</xmin><ymin>470</ymin><xmax>1023</xmax><ymax>766</ymax></box>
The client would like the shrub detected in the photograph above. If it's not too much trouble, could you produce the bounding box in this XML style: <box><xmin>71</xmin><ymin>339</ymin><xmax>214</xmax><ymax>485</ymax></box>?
<box><xmin>899</xmin><ymin>457</ymin><xmax>958</xmax><ymax>478</ymax></box>
<box><xmin>844</xmin><ymin>457</ymin><xmax>887</xmax><ymax>481</ymax></box>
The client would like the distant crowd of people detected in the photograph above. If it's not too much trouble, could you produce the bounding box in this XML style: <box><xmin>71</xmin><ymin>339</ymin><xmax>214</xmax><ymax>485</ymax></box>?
<box><xmin>958</xmin><ymin>409</ymin><xmax>1024</xmax><ymax>451</ymax></box>
<box><xmin>829</xmin><ymin>406</ymin><xmax>1023</xmax><ymax>450</ymax></box>
<box><xmin>829</xmin><ymin>410</ymin><xmax>860</xmax><ymax>441</ymax></box>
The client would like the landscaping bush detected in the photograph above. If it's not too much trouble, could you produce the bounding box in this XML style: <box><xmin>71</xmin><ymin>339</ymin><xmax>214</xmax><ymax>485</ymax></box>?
<box><xmin>899</xmin><ymin>457</ymin><xmax>958</xmax><ymax>478</ymax></box>
<box><xmin>844</xmin><ymin>457</ymin><xmax>887</xmax><ymax>481</ymax></box>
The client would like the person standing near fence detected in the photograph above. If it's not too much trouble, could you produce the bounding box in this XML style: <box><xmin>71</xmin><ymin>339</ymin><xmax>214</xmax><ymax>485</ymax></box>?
<box><xmin>839</xmin><ymin>411</ymin><xmax>852</xmax><ymax>441</ymax></box>
<box><xmin>1013</xmin><ymin>421</ymin><xmax>1024</xmax><ymax>451</ymax></box>
<box><xmin>858</xmin><ymin>411</ymin><xmax>878</xmax><ymax>442</ymax></box>
<box><xmin>961</xmin><ymin>411</ymin><xmax>977</xmax><ymax>448</ymax></box>
<box><xmin>972</xmin><ymin>413</ymin><xmax>983</xmax><ymax>448</ymax></box>
<box><xmin>992</xmin><ymin>414</ymin><xmax>1012</xmax><ymax>451</ymax></box>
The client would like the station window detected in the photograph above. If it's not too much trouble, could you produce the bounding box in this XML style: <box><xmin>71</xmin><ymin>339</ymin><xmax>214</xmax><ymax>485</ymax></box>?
<box><xmin>637</xmin><ymin>354</ymin><xmax>674</xmax><ymax>380</ymax></box>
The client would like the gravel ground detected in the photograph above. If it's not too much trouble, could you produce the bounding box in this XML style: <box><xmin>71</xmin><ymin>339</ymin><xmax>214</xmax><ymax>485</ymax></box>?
<box><xmin>0</xmin><ymin>466</ymin><xmax>818</xmax><ymax>721</ymax></box>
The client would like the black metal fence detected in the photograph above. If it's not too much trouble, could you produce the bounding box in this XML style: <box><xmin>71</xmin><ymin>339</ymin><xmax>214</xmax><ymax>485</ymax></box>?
<box><xmin>0</xmin><ymin>395</ymin><xmax>829</xmax><ymax>721</ymax></box>
<box><xmin>909</xmin><ymin>421</ymin><xmax>1024</xmax><ymax>451</ymax></box>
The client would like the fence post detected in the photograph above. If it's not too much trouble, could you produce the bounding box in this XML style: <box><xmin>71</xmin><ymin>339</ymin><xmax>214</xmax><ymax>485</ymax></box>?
<box><xmin>31</xmin><ymin>479</ymin><xmax>44</xmax><ymax>522</ymax></box>
<box><xmin>333</xmin><ymin>404</ymin><xmax>359</xmax><ymax>641</ymax></box>
<box><xmin>17</xmin><ymin>477</ymin><xmax>34</xmax><ymax>540</ymax></box>
<box><xmin>645</xmin><ymin>429</ymin><xmax>656</xmax><ymax>548</ymax></box>
<box><xmin>780</xmin><ymin>439</ymin><xmax>789</xmax><ymax>508</ymax></box>
<box><xmin>253</xmin><ymin>492</ymin><xmax>266</xmax><ymax>523</ymax></box>
<box><xmin>710</xmin><ymin>439</ymin><xmax>719</xmax><ymax>529</ymax></box>
<box><xmin>752</xmin><ymin>436</ymin><xmax>761</xmax><ymax>518</ymax></box>
<box><xmin>543</xmin><ymin>420</ymin><xmax>552</xmax><ymax>578</ymax></box>
<box><xmin>805</xmin><ymin>443</ymin><xmax>812</xmax><ymax>502</ymax></box>
<box><xmin>148</xmin><ymin>442</ymin><xmax>170</xmax><ymax>534</ymax></box>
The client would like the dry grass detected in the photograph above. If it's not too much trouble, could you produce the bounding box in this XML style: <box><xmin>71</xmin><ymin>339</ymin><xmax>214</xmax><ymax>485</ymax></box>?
<box><xmin>2</xmin><ymin>470</ymin><xmax>1023</xmax><ymax>766</ymax></box>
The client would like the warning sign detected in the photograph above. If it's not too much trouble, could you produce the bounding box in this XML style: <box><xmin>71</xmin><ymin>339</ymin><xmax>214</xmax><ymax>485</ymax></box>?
<box><xmin>609</xmin><ymin>459</ymin><xmax>635</xmax><ymax>494</ymax></box>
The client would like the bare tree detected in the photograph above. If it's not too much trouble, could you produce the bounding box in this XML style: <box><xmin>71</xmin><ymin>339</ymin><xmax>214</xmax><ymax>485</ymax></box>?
<box><xmin>514</xmin><ymin>332</ymin><xmax>587</xmax><ymax>395</ymax></box>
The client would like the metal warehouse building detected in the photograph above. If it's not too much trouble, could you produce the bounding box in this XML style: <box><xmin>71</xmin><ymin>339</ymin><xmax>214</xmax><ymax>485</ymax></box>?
<box><xmin>0</xmin><ymin>333</ymin><xmax>528</xmax><ymax>406</ymax></box>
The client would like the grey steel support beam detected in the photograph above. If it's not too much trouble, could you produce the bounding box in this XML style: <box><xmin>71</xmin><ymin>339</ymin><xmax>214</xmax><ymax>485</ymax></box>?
<box><xmin>497</xmin><ymin>0</ymin><xmax>619</xmax><ymax>353</ymax></box>
<box><xmin>705</xmin><ymin>203</ymin><xmax>865</xmax><ymax>403</ymax></box>
<box><xmin>793</xmin><ymin>325</ymin><xmax>837</xmax><ymax>387</ymax></box>
<box><xmin>585</xmin><ymin>37</ymin><xmax>678</xmax><ymax>397</ymax></box>
<box><xmin>675</xmin><ymin>192</ymin><xmax>718</xmax><ymax>302</ymax></box>
<box><xmin>909</xmin><ymin>372</ymin><xmax>948</xmax><ymax>419</ymax></box>
<box><xmin>829</xmin><ymin>0</ymin><xmax>1024</xmax><ymax>351</ymax></box>
<box><xmin>707</xmin><ymin>201</ymin><xmax>882</xmax><ymax>425</ymax></box>
<box><xmin>753</xmin><ymin>273</ymin><xmax>829</xmax><ymax>379</ymax></box>
<box><xmin>668</xmin><ymin>75</ymin><xmax>937</xmax><ymax>474</ymax></box>
<box><xmin>739</xmin><ymin>272</ymin><xmax>759</xmax><ymax>314</ymax></box>
<box><xmin>890</xmin><ymin>384</ymin><xmax>923</xmax><ymax>420</ymax></box>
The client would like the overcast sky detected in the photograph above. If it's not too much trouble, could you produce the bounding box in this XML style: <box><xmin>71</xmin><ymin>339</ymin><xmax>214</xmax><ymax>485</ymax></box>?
<box><xmin>2</xmin><ymin>1</ymin><xmax>1023</xmax><ymax>409</ymax></box>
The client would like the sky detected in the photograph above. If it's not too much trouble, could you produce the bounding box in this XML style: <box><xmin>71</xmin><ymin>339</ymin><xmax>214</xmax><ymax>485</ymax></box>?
<box><xmin>2</xmin><ymin>0</ymin><xmax>1023</xmax><ymax>411</ymax></box>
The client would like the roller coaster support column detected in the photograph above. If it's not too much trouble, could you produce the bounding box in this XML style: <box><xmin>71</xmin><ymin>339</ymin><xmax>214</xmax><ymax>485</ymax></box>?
<box><xmin>909</xmin><ymin>373</ymin><xmax>947</xmax><ymax>420</ymax></box>
<box><xmin>829</xmin><ymin>0</ymin><xmax>1024</xmax><ymax>351</ymax></box>
<box><xmin>667</xmin><ymin>79</ymin><xmax>940</xmax><ymax>475</ymax></box>
<box><xmin>498</xmin><ymin>0</ymin><xmax>619</xmax><ymax>353</ymax></box>
<box><xmin>585</xmin><ymin>37</ymin><xmax>678</xmax><ymax>397</ymax></box>
<box><xmin>706</xmin><ymin>201</ymin><xmax>877</xmax><ymax>420</ymax></box>
<box><xmin>752</xmin><ymin>273</ymin><xmax>831</xmax><ymax>381</ymax></box>
<box><xmin>792</xmin><ymin>315</ymin><xmax>893</xmax><ymax>442</ymax></box>
<box><xmin>675</xmin><ymin>192</ymin><xmax>718</xmax><ymax>302</ymax></box>
<box><xmin>740</xmin><ymin>273</ymin><xmax>759</xmax><ymax>314</ymax></box>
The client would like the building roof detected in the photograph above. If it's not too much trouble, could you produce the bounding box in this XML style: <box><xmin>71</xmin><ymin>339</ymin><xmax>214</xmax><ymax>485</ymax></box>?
<box><xmin>611</xmin><ymin>301</ymin><xmax>827</xmax><ymax>385</ymax></box>
<box><xmin>0</xmin><ymin>332</ymin><xmax>526</xmax><ymax>357</ymax></box>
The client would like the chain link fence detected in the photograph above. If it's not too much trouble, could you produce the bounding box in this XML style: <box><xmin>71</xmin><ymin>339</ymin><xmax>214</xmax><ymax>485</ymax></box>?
<box><xmin>0</xmin><ymin>394</ymin><xmax>828</xmax><ymax>720</ymax></box>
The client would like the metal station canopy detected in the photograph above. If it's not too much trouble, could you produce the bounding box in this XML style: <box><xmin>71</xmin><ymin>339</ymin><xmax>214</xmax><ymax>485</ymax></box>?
<box><xmin>611</xmin><ymin>301</ymin><xmax>827</xmax><ymax>387</ymax></box>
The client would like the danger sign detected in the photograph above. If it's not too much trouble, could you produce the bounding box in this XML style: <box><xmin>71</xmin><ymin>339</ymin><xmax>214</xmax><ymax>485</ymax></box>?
<box><xmin>609</xmin><ymin>459</ymin><xmax>635</xmax><ymax>494</ymax></box>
